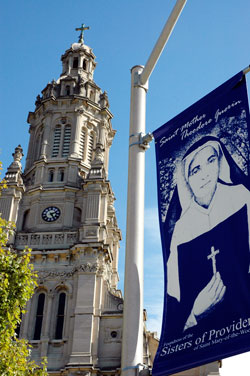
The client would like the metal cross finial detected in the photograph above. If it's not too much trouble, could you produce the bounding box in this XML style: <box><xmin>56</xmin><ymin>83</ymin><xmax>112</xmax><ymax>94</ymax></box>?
<box><xmin>207</xmin><ymin>246</ymin><xmax>220</xmax><ymax>274</ymax></box>
<box><xmin>75</xmin><ymin>23</ymin><xmax>90</xmax><ymax>43</ymax></box>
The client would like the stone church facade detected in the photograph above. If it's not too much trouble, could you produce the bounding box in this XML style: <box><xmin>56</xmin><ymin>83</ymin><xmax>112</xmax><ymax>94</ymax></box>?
<box><xmin>0</xmin><ymin>33</ymin><xmax>158</xmax><ymax>375</ymax></box>
<box><xmin>0</xmin><ymin>31</ymin><xmax>220</xmax><ymax>376</ymax></box>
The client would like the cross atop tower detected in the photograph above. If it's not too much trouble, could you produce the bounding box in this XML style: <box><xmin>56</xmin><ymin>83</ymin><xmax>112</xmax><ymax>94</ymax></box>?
<box><xmin>75</xmin><ymin>23</ymin><xmax>90</xmax><ymax>43</ymax></box>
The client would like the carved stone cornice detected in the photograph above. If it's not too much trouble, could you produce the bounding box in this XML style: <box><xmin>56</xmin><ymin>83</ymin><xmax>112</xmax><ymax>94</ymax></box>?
<box><xmin>37</xmin><ymin>262</ymin><xmax>98</xmax><ymax>281</ymax></box>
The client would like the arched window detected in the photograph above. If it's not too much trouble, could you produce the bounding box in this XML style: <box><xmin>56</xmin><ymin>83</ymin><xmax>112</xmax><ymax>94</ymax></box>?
<box><xmin>22</xmin><ymin>209</ymin><xmax>30</xmax><ymax>231</ymax></box>
<box><xmin>65</xmin><ymin>85</ymin><xmax>70</xmax><ymax>96</ymax></box>
<box><xmin>73</xmin><ymin>207</ymin><xmax>82</xmax><ymax>227</ymax></box>
<box><xmin>48</xmin><ymin>169</ymin><xmax>54</xmax><ymax>182</ymax></box>
<box><xmin>62</xmin><ymin>125</ymin><xmax>71</xmax><ymax>157</ymax></box>
<box><xmin>55</xmin><ymin>292</ymin><xmax>66</xmax><ymax>340</ymax></box>
<box><xmin>31</xmin><ymin>172</ymin><xmax>35</xmax><ymax>185</ymax></box>
<box><xmin>58</xmin><ymin>169</ymin><xmax>64</xmax><ymax>182</ymax></box>
<box><xmin>79</xmin><ymin>128</ymin><xmax>86</xmax><ymax>158</ymax></box>
<box><xmin>87</xmin><ymin>132</ymin><xmax>94</xmax><ymax>164</ymax></box>
<box><xmin>82</xmin><ymin>59</ymin><xmax>87</xmax><ymax>70</ymax></box>
<box><xmin>33</xmin><ymin>293</ymin><xmax>45</xmax><ymax>340</ymax></box>
<box><xmin>34</xmin><ymin>127</ymin><xmax>43</xmax><ymax>161</ymax></box>
<box><xmin>52</xmin><ymin>125</ymin><xmax>61</xmax><ymax>157</ymax></box>
<box><xmin>90</xmin><ymin>90</ymin><xmax>95</xmax><ymax>102</ymax></box>
<box><xmin>73</xmin><ymin>57</ymin><xmax>78</xmax><ymax>68</ymax></box>
<box><xmin>15</xmin><ymin>311</ymin><xmax>23</xmax><ymax>338</ymax></box>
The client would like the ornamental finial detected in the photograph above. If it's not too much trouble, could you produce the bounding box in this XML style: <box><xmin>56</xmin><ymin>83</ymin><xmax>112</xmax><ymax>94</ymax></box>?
<box><xmin>75</xmin><ymin>23</ymin><xmax>90</xmax><ymax>43</ymax></box>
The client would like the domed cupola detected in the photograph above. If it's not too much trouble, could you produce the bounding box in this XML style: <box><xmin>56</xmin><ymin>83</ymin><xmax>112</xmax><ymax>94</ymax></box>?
<box><xmin>59</xmin><ymin>24</ymin><xmax>97</xmax><ymax>100</ymax></box>
<box><xmin>34</xmin><ymin>24</ymin><xmax>105</xmax><ymax>108</ymax></box>
<box><xmin>61</xmin><ymin>27</ymin><xmax>96</xmax><ymax>79</ymax></box>
<box><xmin>25</xmin><ymin>24</ymin><xmax>115</xmax><ymax>191</ymax></box>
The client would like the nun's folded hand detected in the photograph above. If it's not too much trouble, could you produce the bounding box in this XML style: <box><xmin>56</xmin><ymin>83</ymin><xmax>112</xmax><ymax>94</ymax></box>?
<box><xmin>193</xmin><ymin>272</ymin><xmax>226</xmax><ymax>318</ymax></box>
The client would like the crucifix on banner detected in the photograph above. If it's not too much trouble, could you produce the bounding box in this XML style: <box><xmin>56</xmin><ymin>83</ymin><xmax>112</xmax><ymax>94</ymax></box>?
<box><xmin>207</xmin><ymin>246</ymin><xmax>220</xmax><ymax>274</ymax></box>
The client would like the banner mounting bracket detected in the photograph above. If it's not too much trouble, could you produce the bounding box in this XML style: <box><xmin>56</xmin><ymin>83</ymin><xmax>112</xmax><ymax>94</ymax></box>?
<box><xmin>243</xmin><ymin>65</ymin><xmax>250</xmax><ymax>75</ymax></box>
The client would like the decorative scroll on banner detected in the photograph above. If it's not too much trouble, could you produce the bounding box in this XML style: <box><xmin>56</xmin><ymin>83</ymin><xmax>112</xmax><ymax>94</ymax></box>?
<box><xmin>153</xmin><ymin>71</ymin><xmax>250</xmax><ymax>376</ymax></box>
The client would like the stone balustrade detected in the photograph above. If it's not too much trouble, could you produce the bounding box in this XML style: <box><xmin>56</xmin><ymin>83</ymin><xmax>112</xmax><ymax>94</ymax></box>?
<box><xmin>15</xmin><ymin>231</ymin><xmax>78</xmax><ymax>249</ymax></box>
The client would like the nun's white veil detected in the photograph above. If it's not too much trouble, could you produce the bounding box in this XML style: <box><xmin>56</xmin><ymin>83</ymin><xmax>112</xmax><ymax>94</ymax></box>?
<box><xmin>176</xmin><ymin>140</ymin><xmax>232</xmax><ymax>215</ymax></box>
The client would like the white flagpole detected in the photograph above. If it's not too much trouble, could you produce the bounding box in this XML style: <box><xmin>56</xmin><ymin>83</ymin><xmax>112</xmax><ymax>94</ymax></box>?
<box><xmin>121</xmin><ymin>2</ymin><xmax>187</xmax><ymax>376</ymax></box>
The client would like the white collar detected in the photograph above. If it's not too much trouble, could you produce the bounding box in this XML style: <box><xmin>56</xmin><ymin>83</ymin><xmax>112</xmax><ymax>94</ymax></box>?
<box><xmin>189</xmin><ymin>183</ymin><xmax>222</xmax><ymax>215</ymax></box>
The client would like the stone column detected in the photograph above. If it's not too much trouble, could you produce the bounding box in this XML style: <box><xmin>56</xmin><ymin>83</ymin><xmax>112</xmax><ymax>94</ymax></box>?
<box><xmin>79</xmin><ymin>54</ymin><xmax>84</xmax><ymax>68</ymax></box>
<box><xmin>70</xmin><ymin>112</ymin><xmax>82</xmax><ymax>157</ymax></box>
<box><xmin>68</xmin><ymin>55</ymin><xmax>73</xmax><ymax>75</ymax></box>
<box><xmin>25</xmin><ymin>127</ymin><xmax>35</xmax><ymax>170</ymax></box>
<box><xmin>41</xmin><ymin>112</ymin><xmax>52</xmax><ymax>159</ymax></box>
<box><xmin>92</xmin><ymin>269</ymin><xmax>102</xmax><ymax>365</ymax></box>
<box><xmin>105</xmin><ymin>137</ymin><xmax>112</xmax><ymax>179</ymax></box>
<box><xmin>40</xmin><ymin>292</ymin><xmax>54</xmax><ymax>357</ymax></box>
<box><xmin>21</xmin><ymin>299</ymin><xmax>32</xmax><ymax>339</ymax></box>
<box><xmin>68</xmin><ymin>271</ymin><xmax>96</xmax><ymax>365</ymax></box>
<box><xmin>111</xmin><ymin>237</ymin><xmax>119</xmax><ymax>288</ymax></box>
<box><xmin>12</xmin><ymin>194</ymin><xmax>22</xmax><ymax>223</ymax></box>
<box><xmin>98</xmin><ymin>122</ymin><xmax>106</xmax><ymax>146</ymax></box>
<box><xmin>44</xmin><ymin>292</ymin><xmax>54</xmax><ymax>338</ymax></box>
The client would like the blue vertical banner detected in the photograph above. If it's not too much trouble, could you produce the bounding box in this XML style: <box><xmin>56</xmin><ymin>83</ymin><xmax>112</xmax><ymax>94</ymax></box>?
<box><xmin>153</xmin><ymin>71</ymin><xmax>250</xmax><ymax>376</ymax></box>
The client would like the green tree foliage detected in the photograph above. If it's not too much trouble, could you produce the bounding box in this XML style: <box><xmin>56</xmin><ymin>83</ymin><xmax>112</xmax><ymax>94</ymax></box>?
<box><xmin>0</xmin><ymin>164</ymin><xmax>47</xmax><ymax>375</ymax></box>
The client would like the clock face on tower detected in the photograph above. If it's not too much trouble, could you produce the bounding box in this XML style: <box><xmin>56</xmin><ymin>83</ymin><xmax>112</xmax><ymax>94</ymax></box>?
<box><xmin>42</xmin><ymin>206</ymin><xmax>61</xmax><ymax>222</ymax></box>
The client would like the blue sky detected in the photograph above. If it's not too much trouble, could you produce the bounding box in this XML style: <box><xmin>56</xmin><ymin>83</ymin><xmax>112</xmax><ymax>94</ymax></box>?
<box><xmin>1</xmin><ymin>1</ymin><xmax>250</xmax><ymax>374</ymax></box>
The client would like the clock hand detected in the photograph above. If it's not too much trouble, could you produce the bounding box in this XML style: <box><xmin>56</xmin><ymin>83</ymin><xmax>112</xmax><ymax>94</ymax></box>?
<box><xmin>47</xmin><ymin>210</ymin><xmax>53</xmax><ymax>218</ymax></box>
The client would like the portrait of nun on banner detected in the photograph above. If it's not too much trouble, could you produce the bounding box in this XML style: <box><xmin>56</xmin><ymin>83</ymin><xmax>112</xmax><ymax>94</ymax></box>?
<box><xmin>152</xmin><ymin>71</ymin><xmax>250</xmax><ymax>376</ymax></box>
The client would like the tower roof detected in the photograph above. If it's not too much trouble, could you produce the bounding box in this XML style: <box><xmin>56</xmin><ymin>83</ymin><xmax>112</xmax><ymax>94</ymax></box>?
<box><xmin>61</xmin><ymin>41</ymin><xmax>96</xmax><ymax>62</ymax></box>
<box><xmin>31</xmin><ymin>23</ymin><xmax>112</xmax><ymax>115</ymax></box>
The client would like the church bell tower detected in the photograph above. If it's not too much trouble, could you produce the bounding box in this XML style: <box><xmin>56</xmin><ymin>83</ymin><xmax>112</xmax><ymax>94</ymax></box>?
<box><xmin>0</xmin><ymin>26</ymin><xmax>142</xmax><ymax>375</ymax></box>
